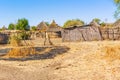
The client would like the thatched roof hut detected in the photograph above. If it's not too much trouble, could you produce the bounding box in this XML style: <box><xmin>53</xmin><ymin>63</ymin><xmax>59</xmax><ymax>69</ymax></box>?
<box><xmin>62</xmin><ymin>21</ymin><xmax>102</xmax><ymax>42</ymax></box>
<box><xmin>48</xmin><ymin>20</ymin><xmax>62</xmax><ymax>32</ymax></box>
<box><xmin>37</xmin><ymin>21</ymin><xmax>48</xmax><ymax>31</ymax></box>
<box><xmin>47</xmin><ymin>20</ymin><xmax>62</xmax><ymax>38</ymax></box>
<box><xmin>36</xmin><ymin>21</ymin><xmax>62</xmax><ymax>38</ymax></box>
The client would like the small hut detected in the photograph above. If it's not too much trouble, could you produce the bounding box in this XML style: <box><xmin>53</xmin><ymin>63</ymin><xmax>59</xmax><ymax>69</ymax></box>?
<box><xmin>62</xmin><ymin>21</ymin><xmax>102</xmax><ymax>42</ymax></box>
<box><xmin>37</xmin><ymin>21</ymin><xmax>48</xmax><ymax>31</ymax></box>
<box><xmin>47</xmin><ymin>20</ymin><xmax>62</xmax><ymax>38</ymax></box>
<box><xmin>36</xmin><ymin>21</ymin><xmax>48</xmax><ymax>38</ymax></box>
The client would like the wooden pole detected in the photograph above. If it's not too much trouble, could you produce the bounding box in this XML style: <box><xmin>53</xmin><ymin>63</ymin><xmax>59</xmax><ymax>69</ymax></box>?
<box><xmin>98</xmin><ymin>27</ymin><xmax>103</xmax><ymax>40</ymax></box>
<box><xmin>44</xmin><ymin>31</ymin><xmax>53</xmax><ymax>46</ymax></box>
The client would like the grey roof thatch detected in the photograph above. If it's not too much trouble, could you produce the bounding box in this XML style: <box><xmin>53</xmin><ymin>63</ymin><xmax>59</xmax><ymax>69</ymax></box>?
<box><xmin>113</xmin><ymin>19</ymin><xmax>120</xmax><ymax>28</ymax></box>
<box><xmin>63</xmin><ymin>20</ymin><xmax>100</xmax><ymax>30</ymax></box>
<box><xmin>62</xmin><ymin>23</ymin><xmax>102</xmax><ymax>42</ymax></box>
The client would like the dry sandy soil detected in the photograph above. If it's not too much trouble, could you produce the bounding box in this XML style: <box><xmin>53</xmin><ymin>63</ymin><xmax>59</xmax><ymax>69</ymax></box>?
<box><xmin>0</xmin><ymin>38</ymin><xmax>120</xmax><ymax>80</ymax></box>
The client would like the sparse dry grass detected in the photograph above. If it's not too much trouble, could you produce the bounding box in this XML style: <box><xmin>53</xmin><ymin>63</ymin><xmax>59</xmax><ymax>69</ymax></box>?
<box><xmin>82</xmin><ymin>41</ymin><xmax>120</xmax><ymax>62</ymax></box>
<box><xmin>102</xmin><ymin>45</ymin><xmax>120</xmax><ymax>61</ymax></box>
<box><xmin>1</xmin><ymin>39</ymin><xmax>120</xmax><ymax>80</ymax></box>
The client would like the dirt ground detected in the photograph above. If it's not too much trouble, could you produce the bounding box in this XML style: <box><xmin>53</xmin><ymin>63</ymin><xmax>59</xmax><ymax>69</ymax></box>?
<box><xmin>0</xmin><ymin>38</ymin><xmax>120</xmax><ymax>80</ymax></box>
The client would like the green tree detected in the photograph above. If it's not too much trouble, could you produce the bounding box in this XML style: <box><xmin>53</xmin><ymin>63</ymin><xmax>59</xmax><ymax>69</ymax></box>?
<box><xmin>31</xmin><ymin>26</ymin><xmax>36</xmax><ymax>31</ymax></box>
<box><xmin>63</xmin><ymin>19</ymin><xmax>84</xmax><ymax>28</ymax></box>
<box><xmin>8</xmin><ymin>23</ymin><xmax>15</xmax><ymax>30</ymax></box>
<box><xmin>114</xmin><ymin>0</ymin><xmax>120</xmax><ymax>4</ymax></box>
<box><xmin>16</xmin><ymin>18</ymin><xmax>30</xmax><ymax>30</ymax></box>
<box><xmin>93</xmin><ymin>18</ymin><xmax>101</xmax><ymax>24</ymax></box>
<box><xmin>114</xmin><ymin>0</ymin><xmax>120</xmax><ymax>18</ymax></box>
<box><xmin>100</xmin><ymin>22</ymin><xmax>106</xmax><ymax>27</ymax></box>
<box><xmin>45</xmin><ymin>22</ymin><xmax>50</xmax><ymax>26</ymax></box>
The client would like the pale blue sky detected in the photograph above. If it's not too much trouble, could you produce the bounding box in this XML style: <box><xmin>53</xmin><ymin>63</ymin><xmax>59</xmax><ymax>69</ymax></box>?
<box><xmin>0</xmin><ymin>0</ymin><xmax>116</xmax><ymax>27</ymax></box>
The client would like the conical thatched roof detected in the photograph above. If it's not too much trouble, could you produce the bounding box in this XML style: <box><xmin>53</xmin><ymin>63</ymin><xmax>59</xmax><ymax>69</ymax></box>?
<box><xmin>113</xmin><ymin>19</ymin><xmax>120</xmax><ymax>28</ymax></box>
<box><xmin>37</xmin><ymin>21</ymin><xmax>48</xmax><ymax>31</ymax></box>
<box><xmin>48</xmin><ymin>20</ymin><xmax>62</xmax><ymax>32</ymax></box>
<box><xmin>49</xmin><ymin>20</ymin><xmax>58</xmax><ymax>28</ymax></box>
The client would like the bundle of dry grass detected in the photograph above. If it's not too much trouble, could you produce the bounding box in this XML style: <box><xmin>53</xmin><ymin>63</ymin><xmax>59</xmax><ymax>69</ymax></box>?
<box><xmin>9</xmin><ymin>35</ymin><xmax>21</xmax><ymax>46</ymax></box>
<box><xmin>5</xmin><ymin>33</ymin><xmax>36</xmax><ymax>58</ymax></box>
<box><xmin>6</xmin><ymin>47</ymin><xmax>35</xmax><ymax>58</ymax></box>
<box><xmin>102</xmin><ymin>45</ymin><xmax>120</xmax><ymax>61</ymax></box>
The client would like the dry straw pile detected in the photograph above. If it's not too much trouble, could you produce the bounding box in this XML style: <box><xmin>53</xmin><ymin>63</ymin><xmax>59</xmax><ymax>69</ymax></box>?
<box><xmin>102</xmin><ymin>45</ymin><xmax>120</xmax><ymax>61</ymax></box>
<box><xmin>9</xmin><ymin>35</ymin><xmax>21</xmax><ymax>46</ymax></box>
<box><xmin>7</xmin><ymin>47</ymin><xmax>35</xmax><ymax>58</ymax></box>
<box><xmin>5</xmin><ymin>33</ymin><xmax>35</xmax><ymax>58</ymax></box>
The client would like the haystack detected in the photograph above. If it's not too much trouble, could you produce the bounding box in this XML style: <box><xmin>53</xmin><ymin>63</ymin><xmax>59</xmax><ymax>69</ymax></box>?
<box><xmin>7</xmin><ymin>47</ymin><xmax>35</xmax><ymax>58</ymax></box>
<box><xmin>5</xmin><ymin>32</ymin><xmax>35</xmax><ymax>58</ymax></box>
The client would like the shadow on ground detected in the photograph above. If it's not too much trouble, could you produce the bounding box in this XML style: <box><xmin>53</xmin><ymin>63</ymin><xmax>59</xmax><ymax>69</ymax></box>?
<box><xmin>0</xmin><ymin>46</ymin><xmax>70</xmax><ymax>61</ymax></box>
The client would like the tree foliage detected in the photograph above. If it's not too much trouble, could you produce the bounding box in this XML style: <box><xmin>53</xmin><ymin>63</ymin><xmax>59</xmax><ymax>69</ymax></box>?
<box><xmin>45</xmin><ymin>22</ymin><xmax>50</xmax><ymax>26</ymax></box>
<box><xmin>8</xmin><ymin>23</ymin><xmax>15</xmax><ymax>30</ymax></box>
<box><xmin>114</xmin><ymin>0</ymin><xmax>120</xmax><ymax>4</ymax></box>
<box><xmin>31</xmin><ymin>26</ymin><xmax>36</xmax><ymax>31</ymax></box>
<box><xmin>16</xmin><ymin>18</ymin><xmax>30</xmax><ymax>30</ymax></box>
<box><xmin>114</xmin><ymin>0</ymin><xmax>120</xmax><ymax>19</ymax></box>
<box><xmin>63</xmin><ymin>19</ymin><xmax>84</xmax><ymax>28</ymax></box>
<box><xmin>8</xmin><ymin>18</ymin><xmax>30</xmax><ymax>31</ymax></box>
<box><xmin>100</xmin><ymin>22</ymin><xmax>106</xmax><ymax>27</ymax></box>
<box><xmin>93</xmin><ymin>18</ymin><xmax>101</xmax><ymax>24</ymax></box>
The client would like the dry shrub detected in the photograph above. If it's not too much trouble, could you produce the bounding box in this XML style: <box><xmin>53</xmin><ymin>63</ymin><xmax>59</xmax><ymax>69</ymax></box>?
<box><xmin>9</xmin><ymin>35</ymin><xmax>21</xmax><ymax>47</ymax></box>
<box><xmin>6</xmin><ymin>47</ymin><xmax>35</xmax><ymax>58</ymax></box>
<box><xmin>102</xmin><ymin>45</ymin><xmax>120</xmax><ymax>61</ymax></box>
